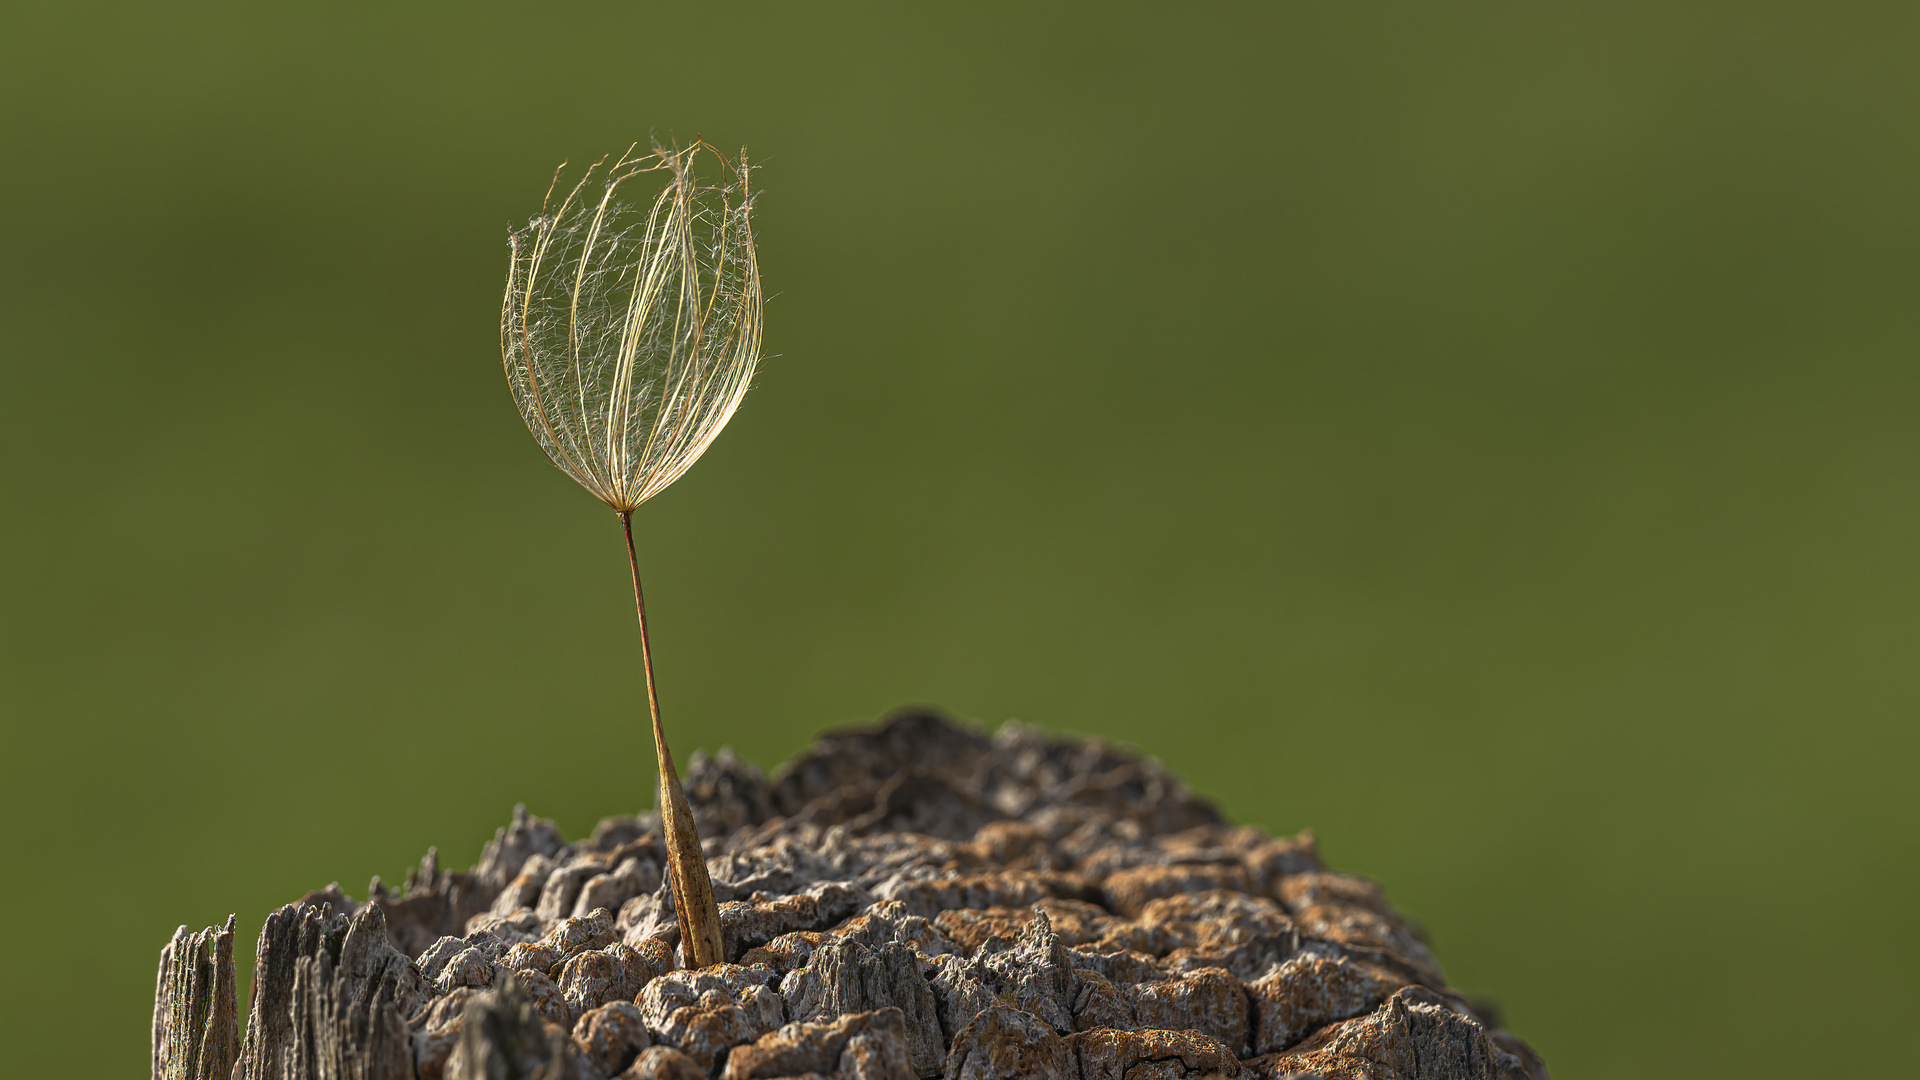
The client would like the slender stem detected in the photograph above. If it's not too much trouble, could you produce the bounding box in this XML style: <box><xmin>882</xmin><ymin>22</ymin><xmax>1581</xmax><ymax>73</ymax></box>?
<box><xmin>619</xmin><ymin>510</ymin><xmax>726</xmax><ymax>968</ymax></box>
<box><xmin>621</xmin><ymin>510</ymin><xmax>669</xmax><ymax>762</ymax></box>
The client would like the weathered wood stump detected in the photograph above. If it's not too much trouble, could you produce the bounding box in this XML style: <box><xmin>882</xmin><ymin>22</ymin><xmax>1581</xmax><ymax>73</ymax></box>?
<box><xmin>155</xmin><ymin>711</ymin><xmax>1550</xmax><ymax>1079</ymax></box>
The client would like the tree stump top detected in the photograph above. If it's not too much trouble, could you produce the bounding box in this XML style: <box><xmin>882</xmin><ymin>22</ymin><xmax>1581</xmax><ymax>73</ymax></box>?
<box><xmin>156</xmin><ymin>711</ymin><xmax>1549</xmax><ymax>1080</ymax></box>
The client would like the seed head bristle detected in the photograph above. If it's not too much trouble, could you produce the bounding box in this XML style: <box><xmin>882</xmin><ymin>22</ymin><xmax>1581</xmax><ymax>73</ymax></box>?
<box><xmin>502</xmin><ymin>141</ymin><xmax>761</xmax><ymax>511</ymax></box>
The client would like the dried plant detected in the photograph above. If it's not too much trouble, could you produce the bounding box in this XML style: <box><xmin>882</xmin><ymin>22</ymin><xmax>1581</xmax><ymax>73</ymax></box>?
<box><xmin>500</xmin><ymin>140</ymin><xmax>761</xmax><ymax>968</ymax></box>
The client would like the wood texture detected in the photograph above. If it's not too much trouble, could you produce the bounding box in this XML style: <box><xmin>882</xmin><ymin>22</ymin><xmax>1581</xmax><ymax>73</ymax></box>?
<box><xmin>156</xmin><ymin>710</ymin><xmax>1549</xmax><ymax>1080</ymax></box>
<box><xmin>153</xmin><ymin>914</ymin><xmax>239</xmax><ymax>1080</ymax></box>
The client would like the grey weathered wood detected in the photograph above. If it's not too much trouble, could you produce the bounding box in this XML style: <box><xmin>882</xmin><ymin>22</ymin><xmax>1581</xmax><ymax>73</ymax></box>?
<box><xmin>289</xmin><ymin>906</ymin><xmax>420</xmax><ymax>1079</ymax></box>
<box><xmin>160</xmin><ymin>710</ymin><xmax>1552</xmax><ymax>1080</ymax></box>
<box><xmin>236</xmin><ymin>901</ymin><xmax>343</xmax><ymax>1080</ymax></box>
<box><xmin>444</xmin><ymin>972</ymin><xmax>580</xmax><ymax>1080</ymax></box>
<box><xmin>232</xmin><ymin>900</ymin><xmax>425</xmax><ymax>1080</ymax></box>
<box><xmin>152</xmin><ymin>914</ymin><xmax>239</xmax><ymax>1080</ymax></box>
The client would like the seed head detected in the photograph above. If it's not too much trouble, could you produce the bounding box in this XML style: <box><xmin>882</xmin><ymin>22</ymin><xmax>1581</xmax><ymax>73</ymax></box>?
<box><xmin>502</xmin><ymin>141</ymin><xmax>761</xmax><ymax>510</ymax></box>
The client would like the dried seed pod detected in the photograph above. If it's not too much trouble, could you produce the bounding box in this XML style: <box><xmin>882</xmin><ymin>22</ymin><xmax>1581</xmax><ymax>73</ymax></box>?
<box><xmin>500</xmin><ymin>140</ymin><xmax>761</xmax><ymax>969</ymax></box>
<box><xmin>503</xmin><ymin>140</ymin><xmax>761</xmax><ymax>512</ymax></box>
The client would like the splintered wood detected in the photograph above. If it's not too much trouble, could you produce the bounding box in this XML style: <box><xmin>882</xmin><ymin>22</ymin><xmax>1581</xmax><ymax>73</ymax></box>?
<box><xmin>154</xmin><ymin>712</ymin><xmax>1549</xmax><ymax>1079</ymax></box>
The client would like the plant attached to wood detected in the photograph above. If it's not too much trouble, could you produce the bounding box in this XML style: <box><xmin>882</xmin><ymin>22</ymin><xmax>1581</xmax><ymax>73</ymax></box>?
<box><xmin>500</xmin><ymin>140</ymin><xmax>761</xmax><ymax>968</ymax></box>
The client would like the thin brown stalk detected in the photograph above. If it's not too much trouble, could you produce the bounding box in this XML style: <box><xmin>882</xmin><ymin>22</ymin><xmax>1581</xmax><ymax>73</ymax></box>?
<box><xmin>502</xmin><ymin>144</ymin><xmax>757</xmax><ymax>968</ymax></box>
<box><xmin>620</xmin><ymin>509</ymin><xmax>726</xmax><ymax>968</ymax></box>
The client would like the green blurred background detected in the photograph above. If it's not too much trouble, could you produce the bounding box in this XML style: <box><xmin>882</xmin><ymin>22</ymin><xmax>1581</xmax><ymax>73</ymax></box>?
<box><xmin>3</xmin><ymin>3</ymin><xmax>1916</xmax><ymax>1076</ymax></box>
